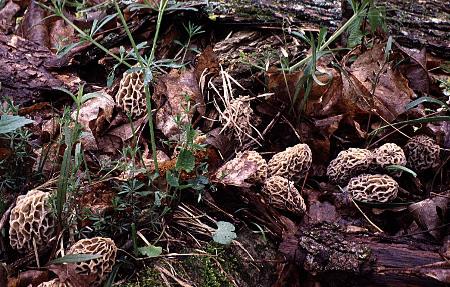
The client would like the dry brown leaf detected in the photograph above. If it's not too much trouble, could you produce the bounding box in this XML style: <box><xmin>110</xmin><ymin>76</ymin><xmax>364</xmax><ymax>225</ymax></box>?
<box><xmin>15</xmin><ymin>270</ymin><xmax>49</xmax><ymax>287</ymax></box>
<box><xmin>408</xmin><ymin>195</ymin><xmax>449</xmax><ymax>240</ymax></box>
<box><xmin>397</xmin><ymin>46</ymin><xmax>430</xmax><ymax>94</ymax></box>
<box><xmin>212</xmin><ymin>157</ymin><xmax>258</xmax><ymax>188</ymax></box>
<box><xmin>153</xmin><ymin>69</ymin><xmax>204</xmax><ymax>139</ymax></box>
<box><xmin>347</xmin><ymin>43</ymin><xmax>414</xmax><ymax>122</ymax></box>
<box><xmin>49</xmin><ymin>19</ymin><xmax>75</xmax><ymax>54</ymax></box>
<box><xmin>72</xmin><ymin>90</ymin><xmax>114</xmax><ymax>135</ymax></box>
<box><xmin>48</xmin><ymin>263</ymin><xmax>97</xmax><ymax>287</ymax></box>
<box><xmin>17</xmin><ymin>0</ymin><xmax>49</xmax><ymax>47</ymax></box>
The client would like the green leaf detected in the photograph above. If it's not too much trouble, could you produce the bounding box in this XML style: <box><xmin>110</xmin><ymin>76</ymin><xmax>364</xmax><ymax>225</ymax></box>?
<box><xmin>138</xmin><ymin>245</ymin><xmax>162</xmax><ymax>257</ymax></box>
<box><xmin>166</xmin><ymin>170</ymin><xmax>179</xmax><ymax>187</ymax></box>
<box><xmin>386</xmin><ymin>165</ymin><xmax>417</xmax><ymax>177</ymax></box>
<box><xmin>50</xmin><ymin>253</ymin><xmax>102</xmax><ymax>264</ymax></box>
<box><xmin>0</xmin><ymin>115</ymin><xmax>34</xmax><ymax>134</ymax></box>
<box><xmin>176</xmin><ymin>149</ymin><xmax>195</xmax><ymax>172</ymax></box>
<box><xmin>405</xmin><ymin>96</ymin><xmax>449</xmax><ymax>111</ymax></box>
<box><xmin>212</xmin><ymin>221</ymin><xmax>237</xmax><ymax>245</ymax></box>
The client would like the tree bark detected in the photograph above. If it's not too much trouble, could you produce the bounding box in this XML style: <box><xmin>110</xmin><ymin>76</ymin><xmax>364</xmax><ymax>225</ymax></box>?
<box><xmin>203</xmin><ymin>0</ymin><xmax>450</xmax><ymax>57</ymax></box>
<box><xmin>279</xmin><ymin>223</ymin><xmax>449</xmax><ymax>287</ymax></box>
<box><xmin>0</xmin><ymin>34</ymin><xmax>78</xmax><ymax>105</ymax></box>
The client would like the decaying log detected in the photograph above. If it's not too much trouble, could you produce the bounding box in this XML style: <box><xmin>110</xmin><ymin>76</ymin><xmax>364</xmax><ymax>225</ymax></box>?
<box><xmin>280</xmin><ymin>223</ymin><xmax>449</xmax><ymax>286</ymax></box>
<box><xmin>203</xmin><ymin>0</ymin><xmax>450</xmax><ymax>58</ymax></box>
<box><xmin>0</xmin><ymin>34</ymin><xmax>79</xmax><ymax>105</ymax></box>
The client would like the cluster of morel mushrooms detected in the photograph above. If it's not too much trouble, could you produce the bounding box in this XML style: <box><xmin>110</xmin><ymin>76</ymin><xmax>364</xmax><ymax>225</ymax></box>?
<box><xmin>5</xmin><ymin>65</ymin><xmax>442</xmax><ymax>286</ymax></box>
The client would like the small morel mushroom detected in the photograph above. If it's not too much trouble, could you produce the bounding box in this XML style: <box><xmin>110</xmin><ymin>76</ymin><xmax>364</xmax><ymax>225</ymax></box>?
<box><xmin>346</xmin><ymin>174</ymin><xmax>399</xmax><ymax>203</ymax></box>
<box><xmin>67</xmin><ymin>237</ymin><xmax>117</xmax><ymax>286</ymax></box>
<box><xmin>243</xmin><ymin>150</ymin><xmax>268</xmax><ymax>183</ymax></box>
<box><xmin>115</xmin><ymin>69</ymin><xmax>146</xmax><ymax>119</ymax></box>
<box><xmin>404</xmin><ymin>135</ymin><xmax>440</xmax><ymax>172</ymax></box>
<box><xmin>373</xmin><ymin>143</ymin><xmax>406</xmax><ymax>176</ymax></box>
<box><xmin>220</xmin><ymin>96</ymin><xmax>260</xmax><ymax>143</ymax></box>
<box><xmin>268</xmin><ymin>143</ymin><xmax>312</xmax><ymax>182</ymax></box>
<box><xmin>37</xmin><ymin>279</ymin><xmax>71</xmax><ymax>287</ymax></box>
<box><xmin>262</xmin><ymin>176</ymin><xmax>306</xmax><ymax>215</ymax></box>
<box><xmin>327</xmin><ymin>148</ymin><xmax>373</xmax><ymax>185</ymax></box>
<box><xmin>9</xmin><ymin>189</ymin><xmax>56</xmax><ymax>253</ymax></box>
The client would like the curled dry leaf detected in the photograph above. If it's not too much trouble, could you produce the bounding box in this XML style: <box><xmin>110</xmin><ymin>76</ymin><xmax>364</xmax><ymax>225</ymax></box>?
<box><xmin>346</xmin><ymin>43</ymin><xmax>414</xmax><ymax>122</ymax></box>
<box><xmin>17</xmin><ymin>0</ymin><xmax>49</xmax><ymax>47</ymax></box>
<box><xmin>153</xmin><ymin>69</ymin><xmax>204</xmax><ymax>139</ymax></box>
<box><xmin>212</xmin><ymin>154</ymin><xmax>259</xmax><ymax>188</ymax></box>
<box><xmin>408</xmin><ymin>195</ymin><xmax>448</xmax><ymax>240</ymax></box>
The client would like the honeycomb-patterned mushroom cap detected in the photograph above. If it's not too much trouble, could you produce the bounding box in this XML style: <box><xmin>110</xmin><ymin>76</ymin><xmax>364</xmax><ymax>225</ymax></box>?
<box><xmin>268</xmin><ymin>143</ymin><xmax>312</xmax><ymax>182</ymax></box>
<box><xmin>221</xmin><ymin>96</ymin><xmax>260</xmax><ymax>142</ymax></box>
<box><xmin>9</xmin><ymin>189</ymin><xmax>56</xmax><ymax>253</ymax></box>
<box><xmin>240</xmin><ymin>150</ymin><xmax>268</xmax><ymax>183</ymax></box>
<box><xmin>262</xmin><ymin>176</ymin><xmax>306</xmax><ymax>215</ymax></box>
<box><xmin>115</xmin><ymin>69</ymin><xmax>146</xmax><ymax>119</ymax></box>
<box><xmin>327</xmin><ymin>148</ymin><xmax>373</xmax><ymax>185</ymax></box>
<box><xmin>404</xmin><ymin>135</ymin><xmax>440</xmax><ymax>172</ymax></box>
<box><xmin>346</xmin><ymin>174</ymin><xmax>399</xmax><ymax>203</ymax></box>
<box><xmin>67</xmin><ymin>237</ymin><xmax>117</xmax><ymax>286</ymax></box>
<box><xmin>37</xmin><ymin>279</ymin><xmax>72</xmax><ymax>287</ymax></box>
<box><xmin>373</xmin><ymin>143</ymin><xmax>406</xmax><ymax>176</ymax></box>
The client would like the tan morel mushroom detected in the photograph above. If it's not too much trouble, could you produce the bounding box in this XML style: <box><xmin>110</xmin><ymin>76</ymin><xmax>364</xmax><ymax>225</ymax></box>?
<box><xmin>220</xmin><ymin>96</ymin><xmax>260</xmax><ymax>143</ymax></box>
<box><xmin>67</xmin><ymin>237</ymin><xmax>117</xmax><ymax>286</ymax></box>
<box><xmin>37</xmin><ymin>279</ymin><xmax>72</xmax><ymax>287</ymax></box>
<box><xmin>327</xmin><ymin>148</ymin><xmax>373</xmax><ymax>185</ymax></box>
<box><xmin>346</xmin><ymin>174</ymin><xmax>399</xmax><ymax>203</ymax></box>
<box><xmin>9</xmin><ymin>189</ymin><xmax>56</xmax><ymax>253</ymax></box>
<box><xmin>262</xmin><ymin>176</ymin><xmax>306</xmax><ymax>215</ymax></box>
<box><xmin>242</xmin><ymin>150</ymin><xmax>268</xmax><ymax>183</ymax></box>
<box><xmin>404</xmin><ymin>135</ymin><xmax>440</xmax><ymax>172</ymax></box>
<box><xmin>115</xmin><ymin>69</ymin><xmax>146</xmax><ymax>119</ymax></box>
<box><xmin>268</xmin><ymin>143</ymin><xmax>312</xmax><ymax>182</ymax></box>
<box><xmin>373</xmin><ymin>143</ymin><xmax>406</xmax><ymax>176</ymax></box>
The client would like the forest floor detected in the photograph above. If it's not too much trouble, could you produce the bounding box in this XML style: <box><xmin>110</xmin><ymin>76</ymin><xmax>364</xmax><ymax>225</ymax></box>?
<box><xmin>0</xmin><ymin>0</ymin><xmax>449</xmax><ymax>286</ymax></box>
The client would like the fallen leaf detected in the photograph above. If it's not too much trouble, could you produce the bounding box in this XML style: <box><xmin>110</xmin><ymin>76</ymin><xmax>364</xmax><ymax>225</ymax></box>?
<box><xmin>347</xmin><ymin>43</ymin><xmax>414</xmax><ymax>122</ymax></box>
<box><xmin>153</xmin><ymin>69</ymin><xmax>204</xmax><ymax>139</ymax></box>
<box><xmin>17</xmin><ymin>0</ymin><xmax>49</xmax><ymax>47</ymax></box>
<box><xmin>211</xmin><ymin>152</ymin><xmax>259</xmax><ymax>187</ymax></box>
<box><xmin>397</xmin><ymin>46</ymin><xmax>430</xmax><ymax>94</ymax></box>
<box><xmin>408</xmin><ymin>194</ymin><xmax>449</xmax><ymax>240</ymax></box>
<box><xmin>48</xmin><ymin>263</ymin><xmax>98</xmax><ymax>287</ymax></box>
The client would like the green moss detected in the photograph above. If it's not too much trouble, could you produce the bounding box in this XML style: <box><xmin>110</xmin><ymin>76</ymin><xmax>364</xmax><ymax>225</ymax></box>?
<box><xmin>124</xmin><ymin>267</ymin><xmax>163</xmax><ymax>287</ymax></box>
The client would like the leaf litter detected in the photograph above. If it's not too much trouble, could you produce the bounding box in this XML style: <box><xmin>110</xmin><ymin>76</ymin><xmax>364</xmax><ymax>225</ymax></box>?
<box><xmin>0</xmin><ymin>1</ymin><xmax>449</xmax><ymax>286</ymax></box>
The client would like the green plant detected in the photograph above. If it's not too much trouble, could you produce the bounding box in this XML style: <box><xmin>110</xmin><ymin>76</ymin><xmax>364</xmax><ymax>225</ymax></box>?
<box><xmin>0</xmin><ymin>100</ymin><xmax>34</xmax><ymax>191</ymax></box>
<box><xmin>346</xmin><ymin>0</ymin><xmax>387</xmax><ymax>48</ymax></box>
<box><xmin>285</xmin><ymin>0</ymin><xmax>386</xmax><ymax>116</ymax></box>
<box><xmin>174</xmin><ymin>21</ymin><xmax>205</xmax><ymax>64</ymax></box>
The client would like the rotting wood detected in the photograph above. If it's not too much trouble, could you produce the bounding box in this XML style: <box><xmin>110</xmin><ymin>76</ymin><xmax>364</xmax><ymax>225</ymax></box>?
<box><xmin>203</xmin><ymin>0</ymin><xmax>450</xmax><ymax>57</ymax></box>
<box><xmin>279</xmin><ymin>223</ymin><xmax>449</xmax><ymax>287</ymax></box>
<box><xmin>0</xmin><ymin>34</ymin><xmax>79</xmax><ymax>105</ymax></box>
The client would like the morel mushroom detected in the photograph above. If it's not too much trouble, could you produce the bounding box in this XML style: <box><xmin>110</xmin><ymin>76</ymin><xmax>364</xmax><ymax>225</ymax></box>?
<box><xmin>9</xmin><ymin>189</ymin><xmax>56</xmax><ymax>253</ymax></box>
<box><xmin>220</xmin><ymin>96</ymin><xmax>260</xmax><ymax>143</ymax></box>
<box><xmin>372</xmin><ymin>143</ymin><xmax>406</xmax><ymax>176</ymax></box>
<box><xmin>404</xmin><ymin>135</ymin><xmax>440</xmax><ymax>172</ymax></box>
<box><xmin>268</xmin><ymin>143</ymin><xmax>312</xmax><ymax>182</ymax></box>
<box><xmin>346</xmin><ymin>174</ymin><xmax>399</xmax><ymax>203</ymax></box>
<box><xmin>262</xmin><ymin>176</ymin><xmax>306</xmax><ymax>215</ymax></box>
<box><xmin>115</xmin><ymin>69</ymin><xmax>146</xmax><ymax>119</ymax></box>
<box><xmin>67</xmin><ymin>237</ymin><xmax>117</xmax><ymax>286</ymax></box>
<box><xmin>327</xmin><ymin>148</ymin><xmax>373</xmax><ymax>185</ymax></box>
<box><xmin>243</xmin><ymin>150</ymin><xmax>268</xmax><ymax>183</ymax></box>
